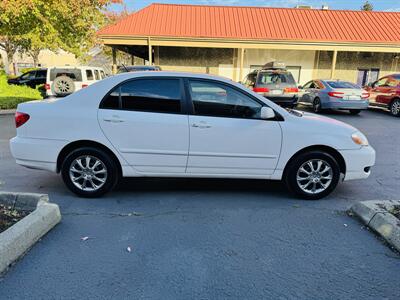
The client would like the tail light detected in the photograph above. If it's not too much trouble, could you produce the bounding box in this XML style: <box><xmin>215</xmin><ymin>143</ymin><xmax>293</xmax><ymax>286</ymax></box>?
<box><xmin>284</xmin><ymin>87</ymin><xmax>299</xmax><ymax>93</ymax></box>
<box><xmin>82</xmin><ymin>84</ymin><xmax>88</xmax><ymax>88</ymax></box>
<box><xmin>361</xmin><ymin>92</ymin><xmax>370</xmax><ymax>99</ymax></box>
<box><xmin>15</xmin><ymin>112</ymin><xmax>30</xmax><ymax>128</ymax></box>
<box><xmin>328</xmin><ymin>91</ymin><xmax>344</xmax><ymax>98</ymax></box>
<box><xmin>44</xmin><ymin>83</ymin><xmax>50</xmax><ymax>90</ymax></box>
<box><xmin>253</xmin><ymin>87</ymin><xmax>270</xmax><ymax>93</ymax></box>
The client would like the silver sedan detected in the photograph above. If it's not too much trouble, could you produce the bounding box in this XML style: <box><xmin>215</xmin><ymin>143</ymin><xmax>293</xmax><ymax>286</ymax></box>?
<box><xmin>298</xmin><ymin>80</ymin><xmax>369</xmax><ymax>115</ymax></box>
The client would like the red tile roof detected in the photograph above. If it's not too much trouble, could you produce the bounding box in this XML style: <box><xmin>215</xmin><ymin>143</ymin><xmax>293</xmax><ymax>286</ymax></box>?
<box><xmin>98</xmin><ymin>3</ymin><xmax>400</xmax><ymax>44</ymax></box>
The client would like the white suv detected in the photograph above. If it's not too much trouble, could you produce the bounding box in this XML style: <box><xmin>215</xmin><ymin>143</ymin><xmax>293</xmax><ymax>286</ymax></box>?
<box><xmin>45</xmin><ymin>66</ymin><xmax>106</xmax><ymax>97</ymax></box>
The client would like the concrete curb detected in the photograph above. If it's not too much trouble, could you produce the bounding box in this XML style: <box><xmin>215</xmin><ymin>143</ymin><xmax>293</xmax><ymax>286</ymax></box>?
<box><xmin>0</xmin><ymin>192</ymin><xmax>61</xmax><ymax>275</ymax></box>
<box><xmin>351</xmin><ymin>200</ymin><xmax>400</xmax><ymax>252</ymax></box>
<box><xmin>0</xmin><ymin>109</ymin><xmax>16</xmax><ymax>115</ymax></box>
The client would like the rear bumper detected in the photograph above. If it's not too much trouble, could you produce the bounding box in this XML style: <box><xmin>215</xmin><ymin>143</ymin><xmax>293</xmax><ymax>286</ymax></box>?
<box><xmin>324</xmin><ymin>99</ymin><xmax>369</xmax><ymax>110</ymax></box>
<box><xmin>264</xmin><ymin>95</ymin><xmax>298</xmax><ymax>107</ymax></box>
<box><xmin>339</xmin><ymin>146</ymin><xmax>375</xmax><ymax>181</ymax></box>
<box><xmin>10</xmin><ymin>136</ymin><xmax>68</xmax><ymax>172</ymax></box>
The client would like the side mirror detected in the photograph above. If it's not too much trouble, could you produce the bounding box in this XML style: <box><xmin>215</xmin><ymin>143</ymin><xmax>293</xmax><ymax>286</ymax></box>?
<box><xmin>298</xmin><ymin>85</ymin><xmax>302</xmax><ymax>89</ymax></box>
<box><xmin>261</xmin><ymin>107</ymin><xmax>275</xmax><ymax>120</ymax></box>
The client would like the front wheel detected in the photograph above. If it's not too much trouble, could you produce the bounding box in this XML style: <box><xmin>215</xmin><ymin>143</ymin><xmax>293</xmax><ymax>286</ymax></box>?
<box><xmin>389</xmin><ymin>99</ymin><xmax>400</xmax><ymax>117</ymax></box>
<box><xmin>313</xmin><ymin>98</ymin><xmax>322</xmax><ymax>113</ymax></box>
<box><xmin>284</xmin><ymin>151</ymin><xmax>341</xmax><ymax>200</ymax></box>
<box><xmin>61</xmin><ymin>147</ymin><xmax>119</xmax><ymax>197</ymax></box>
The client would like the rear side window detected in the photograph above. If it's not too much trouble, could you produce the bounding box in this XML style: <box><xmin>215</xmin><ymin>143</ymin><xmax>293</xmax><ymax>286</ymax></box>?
<box><xmin>86</xmin><ymin>70</ymin><xmax>94</xmax><ymax>80</ymax></box>
<box><xmin>36</xmin><ymin>70</ymin><xmax>47</xmax><ymax>78</ymax></box>
<box><xmin>94</xmin><ymin>70</ymin><xmax>100</xmax><ymax>80</ymax></box>
<box><xmin>257</xmin><ymin>72</ymin><xmax>295</xmax><ymax>85</ymax></box>
<box><xmin>101</xmin><ymin>79</ymin><xmax>182</xmax><ymax>114</ymax></box>
<box><xmin>50</xmin><ymin>68</ymin><xmax>82</xmax><ymax>81</ymax></box>
<box><xmin>326</xmin><ymin>81</ymin><xmax>359</xmax><ymax>89</ymax></box>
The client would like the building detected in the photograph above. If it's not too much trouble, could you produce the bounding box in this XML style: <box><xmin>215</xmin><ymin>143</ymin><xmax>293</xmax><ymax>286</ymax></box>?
<box><xmin>0</xmin><ymin>49</ymin><xmax>78</xmax><ymax>75</ymax></box>
<box><xmin>98</xmin><ymin>3</ymin><xmax>400</xmax><ymax>85</ymax></box>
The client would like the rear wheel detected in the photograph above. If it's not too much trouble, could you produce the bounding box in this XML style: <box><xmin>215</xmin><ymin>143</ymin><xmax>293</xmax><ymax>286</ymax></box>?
<box><xmin>389</xmin><ymin>99</ymin><xmax>400</xmax><ymax>117</ymax></box>
<box><xmin>349</xmin><ymin>109</ymin><xmax>361</xmax><ymax>115</ymax></box>
<box><xmin>284</xmin><ymin>151</ymin><xmax>341</xmax><ymax>200</ymax></box>
<box><xmin>313</xmin><ymin>98</ymin><xmax>322</xmax><ymax>113</ymax></box>
<box><xmin>61</xmin><ymin>147</ymin><xmax>119</xmax><ymax>197</ymax></box>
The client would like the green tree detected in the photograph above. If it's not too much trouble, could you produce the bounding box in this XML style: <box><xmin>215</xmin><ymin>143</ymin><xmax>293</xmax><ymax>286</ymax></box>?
<box><xmin>361</xmin><ymin>1</ymin><xmax>373</xmax><ymax>11</ymax></box>
<box><xmin>0</xmin><ymin>0</ymin><xmax>123</xmax><ymax>73</ymax></box>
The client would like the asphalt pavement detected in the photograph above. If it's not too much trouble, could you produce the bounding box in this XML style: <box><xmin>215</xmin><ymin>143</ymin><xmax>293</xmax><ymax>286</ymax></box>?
<box><xmin>0</xmin><ymin>108</ymin><xmax>399</xmax><ymax>299</ymax></box>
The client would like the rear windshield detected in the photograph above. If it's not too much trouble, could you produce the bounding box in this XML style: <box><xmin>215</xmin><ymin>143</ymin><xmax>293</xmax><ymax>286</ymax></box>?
<box><xmin>50</xmin><ymin>68</ymin><xmax>82</xmax><ymax>81</ymax></box>
<box><xmin>257</xmin><ymin>71</ymin><xmax>295</xmax><ymax>85</ymax></box>
<box><xmin>326</xmin><ymin>81</ymin><xmax>360</xmax><ymax>89</ymax></box>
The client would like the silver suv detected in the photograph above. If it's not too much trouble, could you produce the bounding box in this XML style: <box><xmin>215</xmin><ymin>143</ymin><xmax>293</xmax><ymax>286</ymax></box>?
<box><xmin>242</xmin><ymin>62</ymin><xmax>299</xmax><ymax>108</ymax></box>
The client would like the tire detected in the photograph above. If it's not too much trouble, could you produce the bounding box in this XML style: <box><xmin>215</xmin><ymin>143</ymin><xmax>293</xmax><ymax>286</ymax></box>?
<box><xmin>284</xmin><ymin>151</ymin><xmax>341</xmax><ymax>200</ymax></box>
<box><xmin>389</xmin><ymin>99</ymin><xmax>400</xmax><ymax>117</ymax></box>
<box><xmin>349</xmin><ymin>109</ymin><xmax>361</xmax><ymax>115</ymax></box>
<box><xmin>52</xmin><ymin>75</ymin><xmax>75</xmax><ymax>97</ymax></box>
<box><xmin>313</xmin><ymin>98</ymin><xmax>322</xmax><ymax>113</ymax></box>
<box><xmin>61</xmin><ymin>147</ymin><xmax>119</xmax><ymax>198</ymax></box>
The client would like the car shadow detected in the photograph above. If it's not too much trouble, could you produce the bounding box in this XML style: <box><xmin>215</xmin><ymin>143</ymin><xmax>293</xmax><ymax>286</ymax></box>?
<box><xmin>115</xmin><ymin>177</ymin><xmax>289</xmax><ymax>198</ymax></box>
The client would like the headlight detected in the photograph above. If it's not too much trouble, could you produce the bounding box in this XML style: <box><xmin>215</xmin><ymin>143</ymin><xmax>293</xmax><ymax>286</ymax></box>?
<box><xmin>351</xmin><ymin>132</ymin><xmax>369</xmax><ymax>146</ymax></box>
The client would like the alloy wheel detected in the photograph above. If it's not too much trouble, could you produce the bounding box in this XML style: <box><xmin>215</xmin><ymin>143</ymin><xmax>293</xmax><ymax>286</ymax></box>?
<box><xmin>296</xmin><ymin>159</ymin><xmax>333</xmax><ymax>194</ymax></box>
<box><xmin>69</xmin><ymin>155</ymin><xmax>108</xmax><ymax>191</ymax></box>
<box><xmin>391</xmin><ymin>100</ymin><xmax>400</xmax><ymax>116</ymax></box>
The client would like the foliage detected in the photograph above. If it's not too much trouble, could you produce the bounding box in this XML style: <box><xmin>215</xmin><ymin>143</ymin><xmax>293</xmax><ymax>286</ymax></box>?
<box><xmin>0</xmin><ymin>73</ymin><xmax>43</xmax><ymax>109</ymax></box>
<box><xmin>361</xmin><ymin>1</ymin><xmax>373</xmax><ymax>11</ymax></box>
<box><xmin>0</xmin><ymin>203</ymin><xmax>29</xmax><ymax>233</ymax></box>
<box><xmin>0</xmin><ymin>0</ymin><xmax>124</xmax><ymax>67</ymax></box>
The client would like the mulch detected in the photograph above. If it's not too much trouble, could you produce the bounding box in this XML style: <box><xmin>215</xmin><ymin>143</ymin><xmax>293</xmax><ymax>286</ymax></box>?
<box><xmin>0</xmin><ymin>204</ymin><xmax>29</xmax><ymax>234</ymax></box>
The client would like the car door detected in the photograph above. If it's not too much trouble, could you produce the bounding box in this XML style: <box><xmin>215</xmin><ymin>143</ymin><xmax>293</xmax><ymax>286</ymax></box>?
<box><xmin>186</xmin><ymin>79</ymin><xmax>282</xmax><ymax>176</ymax></box>
<box><xmin>369</xmin><ymin>77</ymin><xmax>388</xmax><ymax>105</ymax></box>
<box><xmin>299</xmin><ymin>81</ymin><xmax>314</xmax><ymax>104</ymax></box>
<box><xmin>34</xmin><ymin>70</ymin><xmax>47</xmax><ymax>86</ymax></box>
<box><xmin>98</xmin><ymin>77</ymin><xmax>189</xmax><ymax>174</ymax></box>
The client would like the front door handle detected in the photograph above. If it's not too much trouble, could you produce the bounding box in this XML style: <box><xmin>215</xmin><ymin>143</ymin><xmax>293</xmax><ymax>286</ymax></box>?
<box><xmin>103</xmin><ymin>118</ymin><xmax>125</xmax><ymax>123</ymax></box>
<box><xmin>192</xmin><ymin>123</ymin><xmax>211</xmax><ymax>129</ymax></box>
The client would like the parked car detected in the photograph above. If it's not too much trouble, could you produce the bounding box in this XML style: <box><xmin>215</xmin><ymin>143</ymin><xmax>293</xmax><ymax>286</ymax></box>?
<box><xmin>117</xmin><ymin>65</ymin><xmax>162</xmax><ymax>73</ymax></box>
<box><xmin>242</xmin><ymin>62</ymin><xmax>298</xmax><ymax>108</ymax></box>
<box><xmin>365</xmin><ymin>74</ymin><xmax>400</xmax><ymax>116</ymax></box>
<box><xmin>7</xmin><ymin>68</ymin><xmax>47</xmax><ymax>89</ymax></box>
<box><xmin>10</xmin><ymin>72</ymin><xmax>375</xmax><ymax>200</ymax></box>
<box><xmin>45</xmin><ymin>66</ymin><xmax>106</xmax><ymax>97</ymax></box>
<box><xmin>298</xmin><ymin>80</ymin><xmax>369</xmax><ymax>115</ymax></box>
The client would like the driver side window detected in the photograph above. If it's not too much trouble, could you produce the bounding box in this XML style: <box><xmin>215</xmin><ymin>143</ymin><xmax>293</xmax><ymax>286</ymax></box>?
<box><xmin>188</xmin><ymin>80</ymin><xmax>262</xmax><ymax>119</ymax></box>
<box><xmin>376</xmin><ymin>77</ymin><xmax>388</xmax><ymax>87</ymax></box>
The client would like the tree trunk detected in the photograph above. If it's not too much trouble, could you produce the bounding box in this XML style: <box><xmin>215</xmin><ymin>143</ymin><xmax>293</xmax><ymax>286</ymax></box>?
<box><xmin>29</xmin><ymin>49</ymin><xmax>41</xmax><ymax>67</ymax></box>
<box><xmin>0</xmin><ymin>39</ymin><xmax>18</xmax><ymax>75</ymax></box>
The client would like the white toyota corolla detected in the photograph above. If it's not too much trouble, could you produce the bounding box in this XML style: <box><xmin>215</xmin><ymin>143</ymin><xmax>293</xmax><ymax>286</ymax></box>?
<box><xmin>10</xmin><ymin>72</ymin><xmax>375</xmax><ymax>199</ymax></box>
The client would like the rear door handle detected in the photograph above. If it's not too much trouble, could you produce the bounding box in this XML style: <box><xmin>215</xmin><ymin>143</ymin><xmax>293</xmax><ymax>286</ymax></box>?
<box><xmin>192</xmin><ymin>123</ymin><xmax>211</xmax><ymax>129</ymax></box>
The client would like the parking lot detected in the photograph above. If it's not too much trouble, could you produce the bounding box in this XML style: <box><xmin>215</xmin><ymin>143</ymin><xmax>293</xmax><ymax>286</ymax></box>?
<box><xmin>0</xmin><ymin>107</ymin><xmax>399</xmax><ymax>299</ymax></box>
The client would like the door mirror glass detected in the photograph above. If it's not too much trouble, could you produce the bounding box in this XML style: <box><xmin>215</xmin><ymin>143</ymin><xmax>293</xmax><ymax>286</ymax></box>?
<box><xmin>260</xmin><ymin>107</ymin><xmax>275</xmax><ymax>120</ymax></box>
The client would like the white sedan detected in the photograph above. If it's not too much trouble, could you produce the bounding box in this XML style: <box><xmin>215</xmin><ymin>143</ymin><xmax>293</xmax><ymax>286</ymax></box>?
<box><xmin>10</xmin><ymin>72</ymin><xmax>375</xmax><ymax>199</ymax></box>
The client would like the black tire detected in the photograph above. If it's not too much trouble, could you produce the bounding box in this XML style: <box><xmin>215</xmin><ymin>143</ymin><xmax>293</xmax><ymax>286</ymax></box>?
<box><xmin>284</xmin><ymin>151</ymin><xmax>341</xmax><ymax>200</ymax></box>
<box><xmin>61</xmin><ymin>147</ymin><xmax>119</xmax><ymax>198</ymax></box>
<box><xmin>349</xmin><ymin>109</ymin><xmax>361</xmax><ymax>115</ymax></box>
<box><xmin>389</xmin><ymin>99</ymin><xmax>400</xmax><ymax>117</ymax></box>
<box><xmin>313</xmin><ymin>98</ymin><xmax>322</xmax><ymax>113</ymax></box>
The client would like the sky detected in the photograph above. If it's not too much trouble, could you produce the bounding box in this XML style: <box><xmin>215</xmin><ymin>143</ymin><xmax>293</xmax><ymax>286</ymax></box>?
<box><xmin>111</xmin><ymin>0</ymin><xmax>400</xmax><ymax>12</ymax></box>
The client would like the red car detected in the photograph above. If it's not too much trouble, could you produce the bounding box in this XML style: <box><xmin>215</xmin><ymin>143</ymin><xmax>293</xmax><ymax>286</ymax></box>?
<box><xmin>365</xmin><ymin>74</ymin><xmax>400</xmax><ymax>116</ymax></box>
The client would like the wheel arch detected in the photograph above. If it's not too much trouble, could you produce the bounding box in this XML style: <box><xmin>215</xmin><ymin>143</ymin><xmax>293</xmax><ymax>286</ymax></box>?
<box><xmin>57</xmin><ymin>140</ymin><xmax>122</xmax><ymax>176</ymax></box>
<box><xmin>283</xmin><ymin>145</ymin><xmax>346</xmax><ymax>177</ymax></box>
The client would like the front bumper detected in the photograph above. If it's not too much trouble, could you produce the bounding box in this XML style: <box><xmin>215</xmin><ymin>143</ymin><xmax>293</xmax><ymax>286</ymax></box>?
<box><xmin>339</xmin><ymin>146</ymin><xmax>376</xmax><ymax>181</ymax></box>
<box><xmin>324</xmin><ymin>99</ymin><xmax>369</xmax><ymax>110</ymax></box>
